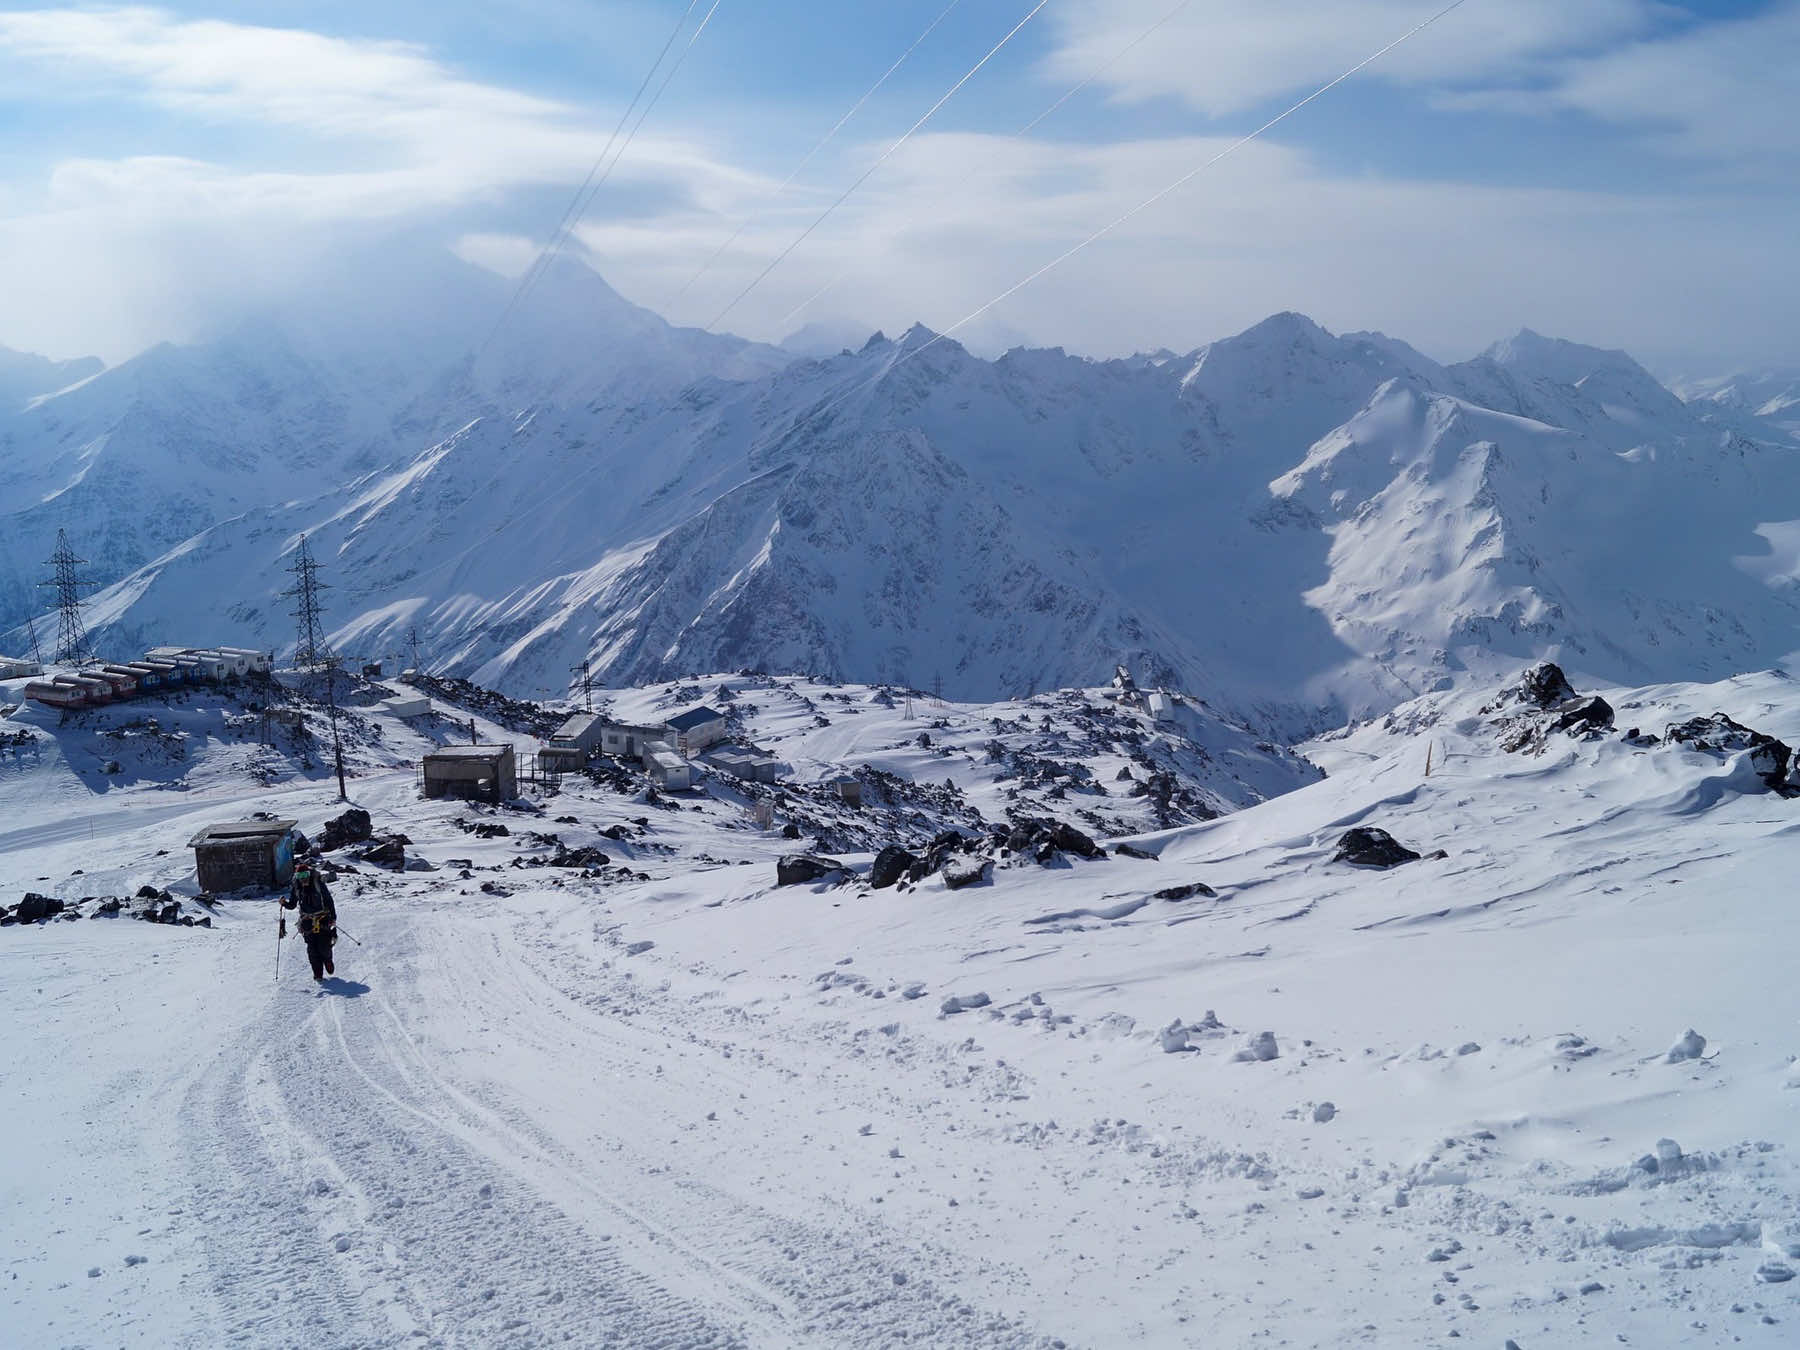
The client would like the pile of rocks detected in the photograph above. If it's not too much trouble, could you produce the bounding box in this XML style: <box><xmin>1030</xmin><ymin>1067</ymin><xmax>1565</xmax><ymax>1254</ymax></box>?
<box><xmin>1665</xmin><ymin>713</ymin><xmax>1799</xmax><ymax>795</ymax></box>
<box><xmin>2</xmin><ymin>885</ymin><xmax>213</xmax><ymax>930</ymax></box>
<box><xmin>1484</xmin><ymin>662</ymin><xmax>1615</xmax><ymax>754</ymax></box>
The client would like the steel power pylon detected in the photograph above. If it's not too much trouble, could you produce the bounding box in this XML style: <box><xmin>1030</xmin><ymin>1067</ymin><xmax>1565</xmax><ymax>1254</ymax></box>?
<box><xmin>570</xmin><ymin>658</ymin><xmax>594</xmax><ymax>712</ymax></box>
<box><xmin>283</xmin><ymin>535</ymin><xmax>332</xmax><ymax>671</ymax></box>
<box><xmin>39</xmin><ymin>529</ymin><xmax>94</xmax><ymax>663</ymax></box>
<box><xmin>281</xmin><ymin>535</ymin><xmax>347</xmax><ymax>799</ymax></box>
<box><xmin>25</xmin><ymin>612</ymin><xmax>44</xmax><ymax>665</ymax></box>
<box><xmin>406</xmin><ymin>626</ymin><xmax>424</xmax><ymax>675</ymax></box>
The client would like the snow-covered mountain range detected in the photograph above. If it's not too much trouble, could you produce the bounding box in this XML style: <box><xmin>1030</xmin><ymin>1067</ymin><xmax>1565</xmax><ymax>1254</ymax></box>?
<box><xmin>3</xmin><ymin>252</ymin><xmax>1796</xmax><ymax>731</ymax></box>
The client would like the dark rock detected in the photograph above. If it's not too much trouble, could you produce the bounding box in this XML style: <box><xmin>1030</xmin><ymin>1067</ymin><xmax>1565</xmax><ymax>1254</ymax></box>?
<box><xmin>358</xmin><ymin>838</ymin><xmax>406</xmax><ymax>869</ymax></box>
<box><xmin>942</xmin><ymin>858</ymin><xmax>992</xmax><ymax>890</ymax></box>
<box><xmin>15</xmin><ymin>892</ymin><xmax>61</xmax><ymax>923</ymax></box>
<box><xmin>1666</xmin><ymin>713</ymin><xmax>1797</xmax><ymax>794</ymax></box>
<box><xmin>1553</xmin><ymin>694</ymin><xmax>1615</xmax><ymax>735</ymax></box>
<box><xmin>777</xmin><ymin>854</ymin><xmax>846</xmax><ymax>887</ymax></box>
<box><xmin>1112</xmin><ymin>843</ymin><xmax>1158</xmax><ymax>860</ymax></box>
<box><xmin>479</xmin><ymin>880</ymin><xmax>511</xmax><ymax>896</ymax></box>
<box><xmin>602</xmin><ymin>824</ymin><xmax>634</xmax><ymax>841</ymax></box>
<box><xmin>1049</xmin><ymin>821</ymin><xmax>1103</xmax><ymax>859</ymax></box>
<box><xmin>318</xmin><ymin>808</ymin><xmax>373</xmax><ymax>851</ymax></box>
<box><xmin>135</xmin><ymin>884</ymin><xmax>161</xmax><ymax>900</ymax></box>
<box><xmin>93</xmin><ymin>897</ymin><xmax>123</xmax><ymax>915</ymax></box>
<box><xmin>869</xmin><ymin>845</ymin><xmax>918</xmax><ymax>890</ymax></box>
<box><xmin>547</xmin><ymin>846</ymin><xmax>610</xmax><ymax>869</ymax></box>
<box><xmin>1154</xmin><ymin>881</ymin><xmax>1216</xmax><ymax>900</ymax></box>
<box><xmin>781</xmin><ymin>822</ymin><xmax>802</xmax><ymax>840</ymax></box>
<box><xmin>1333</xmin><ymin>827</ymin><xmax>1422</xmax><ymax>869</ymax></box>
<box><xmin>1515</xmin><ymin>662</ymin><xmax>1578</xmax><ymax>708</ymax></box>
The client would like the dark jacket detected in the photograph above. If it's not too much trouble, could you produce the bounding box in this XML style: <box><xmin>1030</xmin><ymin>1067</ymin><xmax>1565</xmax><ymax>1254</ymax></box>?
<box><xmin>283</xmin><ymin>869</ymin><xmax>336</xmax><ymax>932</ymax></box>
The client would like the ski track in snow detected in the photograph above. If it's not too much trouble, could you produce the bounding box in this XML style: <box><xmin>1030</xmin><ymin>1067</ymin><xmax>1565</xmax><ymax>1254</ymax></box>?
<box><xmin>176</xmin><ymin>907</ymin><xmax>1056</xmax><ymax>1349</ymax></box>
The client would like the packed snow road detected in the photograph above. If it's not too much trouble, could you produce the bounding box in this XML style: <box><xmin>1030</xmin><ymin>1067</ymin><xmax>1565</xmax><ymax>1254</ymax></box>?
<box><xmin>158</xmin><ymin>897</ymin><xmax>1061</xmax><ymax>1349</ymax></box>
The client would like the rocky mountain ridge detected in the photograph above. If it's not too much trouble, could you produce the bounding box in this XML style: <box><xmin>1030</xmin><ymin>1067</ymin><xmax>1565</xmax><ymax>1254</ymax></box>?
<box><xmin>2</xmin><ymin>255</ymin><xmax>1796</xmax><ymax>735</ymax></box>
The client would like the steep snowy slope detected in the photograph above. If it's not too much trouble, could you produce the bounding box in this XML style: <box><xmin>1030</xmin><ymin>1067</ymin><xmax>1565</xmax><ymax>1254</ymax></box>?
<box><xmin>1272</xmin><ymin>378</ymin><xmax>1800</xmax><ymax>696</ymax></box>
<box><xmin>0</xmin><ymin>253</ymin><xmax>790</xmax><ymax>639</ymax></box>
<box><xmin>7</xmin><ymin>267</ymin><xmax>1799</xmax><ymax>730</ymax></box>
<box><xmin>0</xmin><ymin>345</ymin><xmax>102</xmax><ymax>412</ymax></box>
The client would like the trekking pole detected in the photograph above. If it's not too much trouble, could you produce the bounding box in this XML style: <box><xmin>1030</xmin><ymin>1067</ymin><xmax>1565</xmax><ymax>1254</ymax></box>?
<box><xmin>275</xmin><ymin>901</ymin><xmax>283</xmax><ymax>981</ymax></box>
<box><xmin>333</xmin><ymin>927</ymin><xmax>364</xmax><ymax>948</ymax></box>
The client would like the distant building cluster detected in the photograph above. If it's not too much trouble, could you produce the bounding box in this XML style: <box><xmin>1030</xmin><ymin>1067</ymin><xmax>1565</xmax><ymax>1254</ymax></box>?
<box><xmin>19</xmin><ymin>645</ymin><xmax>271</xmax><ymax>709</ymax></box>
<box><xmin>534</xmin><ymin>703</ymin><xmax>785</xmax><ymax>791</ymax></box>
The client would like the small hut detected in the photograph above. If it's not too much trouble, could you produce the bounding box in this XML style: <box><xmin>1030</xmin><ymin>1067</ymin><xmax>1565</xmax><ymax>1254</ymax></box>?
<box><xmin>189</xmin><ymin>819</ymin><xmax>299</xmax><ymax>892</ymax></box>
<box><xmin>421</xmin><ymin>744</ymin><xmax>517</xmax><ymax>802</ymax></box>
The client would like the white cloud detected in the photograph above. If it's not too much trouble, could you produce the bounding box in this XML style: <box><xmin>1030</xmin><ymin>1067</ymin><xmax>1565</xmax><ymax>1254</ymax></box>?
<box><xmin>1044</xmin><ymin>0</ymin><xmax>1662</xmax><ymax>117</ymax></box>
<box><xmin>588</xmin><ymin>129</ymin><xmax>1800</xmax><ymax>370</ymax></box>
<box><xmin>0</xmin><ymin>6</ymin><xmax>767</xmax><ymax>358</ymax></box>
<box><xmin>0</xmin><ymin>4</ymin><xmax>1793</xmax><ymax>374</ymax></box>
<box><xmin>1485</xmin><ymin>1</ymin><xmax>1800</xmax><ymax>164</ymax></box>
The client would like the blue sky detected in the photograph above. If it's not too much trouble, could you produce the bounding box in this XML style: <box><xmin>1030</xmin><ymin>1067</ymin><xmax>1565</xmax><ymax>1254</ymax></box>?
<box><xmin>0</xmin><ymin>1</ymin><xmax>1795</xmax><ymax>371</ymax></box>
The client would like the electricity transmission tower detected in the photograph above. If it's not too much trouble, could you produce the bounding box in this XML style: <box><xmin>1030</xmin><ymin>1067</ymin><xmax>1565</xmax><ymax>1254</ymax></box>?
<box><xmin>283</xmin><ymin>535</ymin><xmax>332</xmax><ymax>671</ymax></box>
<box><xmin>25</xmin><ymin>612</ymin><xmax>44</xmax><ymax>666</ymax></box>
<box><xmin>570</xmin><ymin>658</ymin><xmax>594</xmax><ymax>711</ymax></box>
<box><xmin>406</xmin><ymin>626</ymin><xmax>424</xmax><ymax>675</ymax></box>
<box><xmin>281</xmin><ymin>535</ymin><xmax>347</xmax><ymax>799</ymax></box>
<box><xmin>39</xmin><ymin>529</ymin><xmax>94</xmax><ymax>663</ymax></box>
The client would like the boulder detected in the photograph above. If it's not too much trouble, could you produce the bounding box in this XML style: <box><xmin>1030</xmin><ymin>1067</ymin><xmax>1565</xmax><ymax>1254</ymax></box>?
<box><xmin>776</xmin><ymin>854</ymin><xmax>845</xmax><ymax>887</ymax></box>
<box><xmin>1515</xmin><ymin>662</ymin><xmax>1578</xmax><ymax>708</ymax></box>
<box><xmin>1333</xmin><ymin>827</ymin><xmax>1422</xmax><ymax>869</ymax></box>
<box><xmin>869</xmin><ymin>845</ymin><xmax>918</xmax><ymax>890</ymax></box>
<box><xmin>1154</xmin><ymin>881</ymin><xmax>1216</xmax><ymax>901</ymax></box>
<box><xmin>1112</xmin><ymin>843</ymin><xmax>1157</xmax><ymax>861</ymax></box>
<box><xmin>318</xmin><ymin>807</ymin><xmax>373</xmax><ymax>851</ymax></box>
<box><xmin>1049</xmin><ymin>821</ymin><xmax>1103</xmax><ymax>859</ymax></box>
<box><xmin>942</xmin><ymin>858</ymin><xmax>992</xmax><ymax>890</ymax></box>
<box><xmin>1233</xmin><ymin>1031</ymin><xmax>1280</xmax><ymax>1063</ymax></box>
<box><xmin>359</xmin><ymin>838</ymin><xmax>406</xmax><ymax>869</ymax></box>
<box><xmin>1554</xmin><ymin>695</ymin><xmax>1615</xmax><ymax>735</ymax></box>
<box><xmin>14</xmin><ymin>892</ymin><xmax>61</xmax><ymax>923</ymax></box>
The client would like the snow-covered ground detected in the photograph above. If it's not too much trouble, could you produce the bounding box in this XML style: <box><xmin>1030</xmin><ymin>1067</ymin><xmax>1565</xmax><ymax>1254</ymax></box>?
<box><xmin>4</xmin><ymin>666</ymin><xmax>1799</xmax><ymax>1347</ymax></box>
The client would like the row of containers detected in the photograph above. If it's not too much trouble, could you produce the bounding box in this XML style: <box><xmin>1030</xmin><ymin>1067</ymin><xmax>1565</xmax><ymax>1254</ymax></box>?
<box><xmin>23</xmin><ymin>646</ymin><xmax>273</xmax><ymax>709</ymax></box>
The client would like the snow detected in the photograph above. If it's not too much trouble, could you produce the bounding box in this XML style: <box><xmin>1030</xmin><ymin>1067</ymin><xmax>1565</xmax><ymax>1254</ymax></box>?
<box><xmin>6</xmin><ymin>256</ymin><xmax>1798</xmax><ymax>736</ymax></box>
<box><xmin>5</xmin><ymin>661</ymin><xmax>1800</xmax><ymax>1346</ymax></box>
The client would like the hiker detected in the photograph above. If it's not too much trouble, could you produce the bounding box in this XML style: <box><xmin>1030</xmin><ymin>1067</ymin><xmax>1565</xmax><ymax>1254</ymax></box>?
<box><xmin>281</xmin><ymin>859</ymin><xmax>337</xmax><ymax>982</ymax></box>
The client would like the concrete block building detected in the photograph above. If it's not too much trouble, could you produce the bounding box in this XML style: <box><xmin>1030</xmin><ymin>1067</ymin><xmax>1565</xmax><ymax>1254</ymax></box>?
<box><xmin>421</xmin><ymin>744</ymin><xmax>517</xmax><ymax>803</ymax></box>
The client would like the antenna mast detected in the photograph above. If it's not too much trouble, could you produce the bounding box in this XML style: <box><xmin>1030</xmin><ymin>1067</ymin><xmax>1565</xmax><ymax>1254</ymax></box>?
<box><xmin>571</xmin><ymin>657</ymin><xmax>594</xmax><ymax>712</ymax></box>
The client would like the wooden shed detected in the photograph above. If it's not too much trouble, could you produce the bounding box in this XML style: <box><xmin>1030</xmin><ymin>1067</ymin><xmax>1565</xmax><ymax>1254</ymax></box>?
<box><xmin>189</xmin><ymin>819</ymin><xmax>299</xmax><ymax>893</ymax></box>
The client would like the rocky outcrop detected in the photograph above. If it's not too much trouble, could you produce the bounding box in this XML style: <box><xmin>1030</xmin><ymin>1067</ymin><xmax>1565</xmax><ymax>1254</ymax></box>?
<box><xmin>776</xmin><ymin>854</ymin><xmax>846</xmax><ymax>887</ymax></box>
<box><xmin>1665</xmin><ymin>713</ymin><xmax>1797</xmax><ymax>795</ymax></box>
<box><xmin>1333</xmin><ymin>827</ymin><xmax>1422</xmax><ymax>869</ymax></box>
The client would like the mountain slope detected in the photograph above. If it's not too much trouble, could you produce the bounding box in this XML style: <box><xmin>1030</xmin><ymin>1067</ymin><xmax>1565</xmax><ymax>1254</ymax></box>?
<box><xmin>5</xmin><ymin>266</ymin><xmax>1799</xmax><ymax>730</ymax></box>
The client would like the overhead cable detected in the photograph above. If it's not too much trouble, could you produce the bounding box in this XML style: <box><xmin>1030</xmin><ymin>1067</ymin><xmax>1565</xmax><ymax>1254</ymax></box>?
<box><xmin>781</xmin><ymin>0</ymin><xmax>1199</xmax><ymax>331</ymax></box>
<box><xmin>669</xmin><ymin>0</ymin><xmax>966</xmax><ymax>311</ymax></box>
<box><xmin>704</xmin><ymin>0</ymin><xmax>1051</xmax><ymax>334</ymax></box>
<box><xmin>762</xmin><ymin>0</ymin><xmax>1477</xmax><ymax>446</ymax></box>
<box><xmin>478</xmin><ymin>0</ymin><xmax>715</xmax><ymax>360</ymax></box>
